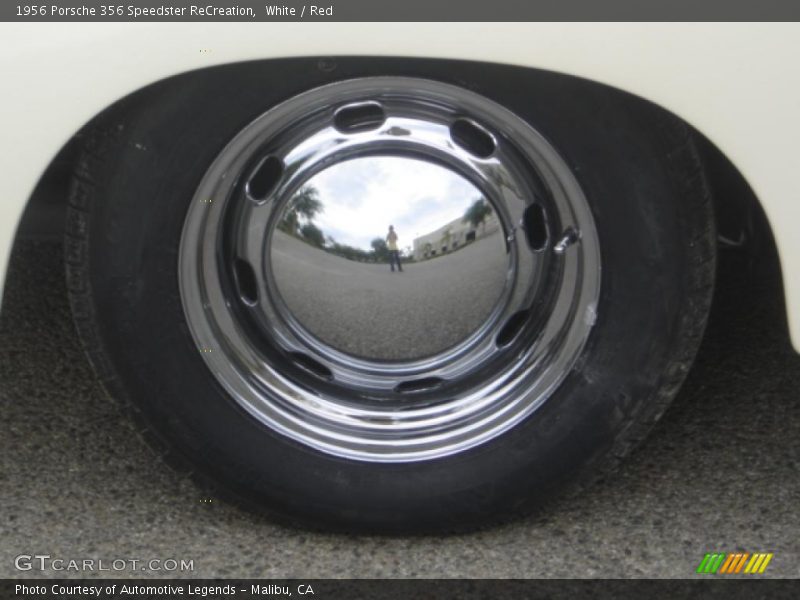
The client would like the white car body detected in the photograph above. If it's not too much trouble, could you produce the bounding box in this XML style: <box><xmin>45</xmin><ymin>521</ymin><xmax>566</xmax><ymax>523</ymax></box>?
<box><xmin>1</xmin><ymin>22</ymin><xmax>798</xmax><ymax>349</ymax></box>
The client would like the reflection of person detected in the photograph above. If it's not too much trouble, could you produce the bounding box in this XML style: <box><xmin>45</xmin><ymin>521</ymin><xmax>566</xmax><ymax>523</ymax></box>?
<box><xmin>386</xmin><ymin>225</ymin><xmax>403</xmax><ymax>272</ymax></box>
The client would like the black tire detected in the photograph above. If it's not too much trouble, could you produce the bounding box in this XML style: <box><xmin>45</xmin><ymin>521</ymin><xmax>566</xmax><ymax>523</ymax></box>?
<box><xmin>64</xmin><ymin>60</ymin><xmax>715</xmax><ymax>532</ymax></box>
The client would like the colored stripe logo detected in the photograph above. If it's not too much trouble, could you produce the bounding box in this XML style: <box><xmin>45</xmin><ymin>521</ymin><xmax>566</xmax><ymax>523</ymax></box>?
<box><xmin>696</xmin><ymin>552</ymin><xmax>773</xmax><ymax>574</ymax></box>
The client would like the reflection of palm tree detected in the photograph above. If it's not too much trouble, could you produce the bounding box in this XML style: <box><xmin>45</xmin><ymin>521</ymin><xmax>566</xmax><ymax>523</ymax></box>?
<box><xmin>370</xmin><ymin>237</ymin><xmax>389</xmax><ymax>262</ymax></box>
<box><xmin>300</xmin><ymin>222</ymin><xmax>325</xmax><ymax>247</ymax></box>
<box><xmin>280</xmin><ymin>185</ymin><xmax>322</xmax><ymax>235</ymax></box>
<box><xmin>462</xmin><ymin>198</ymin><xmax>493</xmax><ymax>236</ymax></box>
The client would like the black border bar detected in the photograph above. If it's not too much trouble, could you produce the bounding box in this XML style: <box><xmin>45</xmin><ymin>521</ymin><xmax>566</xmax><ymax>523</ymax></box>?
<box><xmin>3</xmin><ymin>0</ymin><xmax>800</xmax><ymax>22</ymax></box>
<box><xmin>4</xmin><ymin>579</ymin><xmax>800</xmax><ymax>600</ymax></box>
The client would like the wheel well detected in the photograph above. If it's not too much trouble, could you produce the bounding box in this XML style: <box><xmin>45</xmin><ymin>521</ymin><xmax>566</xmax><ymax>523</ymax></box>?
<box><xmin>13</xmin><ymin>56</ymin><xmax>787</xmax><ymax>338</ymax></box>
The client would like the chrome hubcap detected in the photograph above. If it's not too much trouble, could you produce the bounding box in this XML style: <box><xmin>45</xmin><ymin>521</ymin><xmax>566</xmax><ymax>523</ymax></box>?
<box><xmin>270</xmin><ymin>155</ymin><xmax>510</xmax><ymax>362</ymax></box>
<box><xmin>179</xmin><ymin>77</ymin><xmax>601</xmax><ymax>462</ymax></box>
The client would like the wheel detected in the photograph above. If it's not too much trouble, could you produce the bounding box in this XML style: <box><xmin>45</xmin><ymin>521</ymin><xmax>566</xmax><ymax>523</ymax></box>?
<box><xmin>65</xmin><ymin>64</ymin><xmax>715</xmax><ymax>532</ymax></box>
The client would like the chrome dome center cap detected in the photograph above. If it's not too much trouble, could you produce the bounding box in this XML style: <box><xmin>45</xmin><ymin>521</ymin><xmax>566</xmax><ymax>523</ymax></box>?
<box><xmin>270</xmin><ymin>156</ymin><xmax>510</xmax><ymax>362</ymax></box>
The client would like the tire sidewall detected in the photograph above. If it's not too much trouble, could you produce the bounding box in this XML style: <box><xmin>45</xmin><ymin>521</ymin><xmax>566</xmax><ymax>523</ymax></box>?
<box><xmin>81</xmin><ymin>63</ymin><xmax>709</xmax><ymax>530</ymax></box>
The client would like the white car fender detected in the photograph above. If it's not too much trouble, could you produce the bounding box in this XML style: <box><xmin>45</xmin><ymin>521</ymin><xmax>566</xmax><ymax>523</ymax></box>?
<box><xmin>1</xmin><ymin>22</ymin><xmax>798</xmax><ymax>349</ymax></box>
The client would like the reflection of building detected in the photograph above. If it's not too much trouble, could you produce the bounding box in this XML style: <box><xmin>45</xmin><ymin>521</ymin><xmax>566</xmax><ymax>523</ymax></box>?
<box><xmin>413</xmin><ymin>211</ymin><xmax>501</xmax><ymax>261</ymax></box>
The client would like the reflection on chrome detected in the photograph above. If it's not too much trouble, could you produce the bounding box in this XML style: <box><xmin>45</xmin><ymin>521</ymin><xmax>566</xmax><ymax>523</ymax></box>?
<box><xmin>179</xmin><ymin>77</ymin><xmax>601</xmax><ymax>461</ymax></box>
<box><xmin>271</xmin><ymin>157</ymin><xmax>509</xmax><ymax>361</ymax></box>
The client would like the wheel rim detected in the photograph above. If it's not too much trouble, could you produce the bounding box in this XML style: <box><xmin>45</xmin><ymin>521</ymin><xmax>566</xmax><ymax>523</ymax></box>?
<box><xmin>179</xmin><ymin>77</ymin><xmax>601</xmax><ymax>462</ymax></box>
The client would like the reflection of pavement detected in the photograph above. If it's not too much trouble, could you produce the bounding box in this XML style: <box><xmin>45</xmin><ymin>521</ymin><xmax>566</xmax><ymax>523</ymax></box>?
<box><xmin>271</xmin><ymin>230</ymin><xmax>508</xmax><ymax>360</ymax></box>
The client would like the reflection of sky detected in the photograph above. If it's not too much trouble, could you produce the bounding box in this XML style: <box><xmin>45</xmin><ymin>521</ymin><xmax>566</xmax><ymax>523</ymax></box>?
<box><xmin>297</xmin><ymin>156</ymin><xmax>483</xmax><ymax>251</ymax></box>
